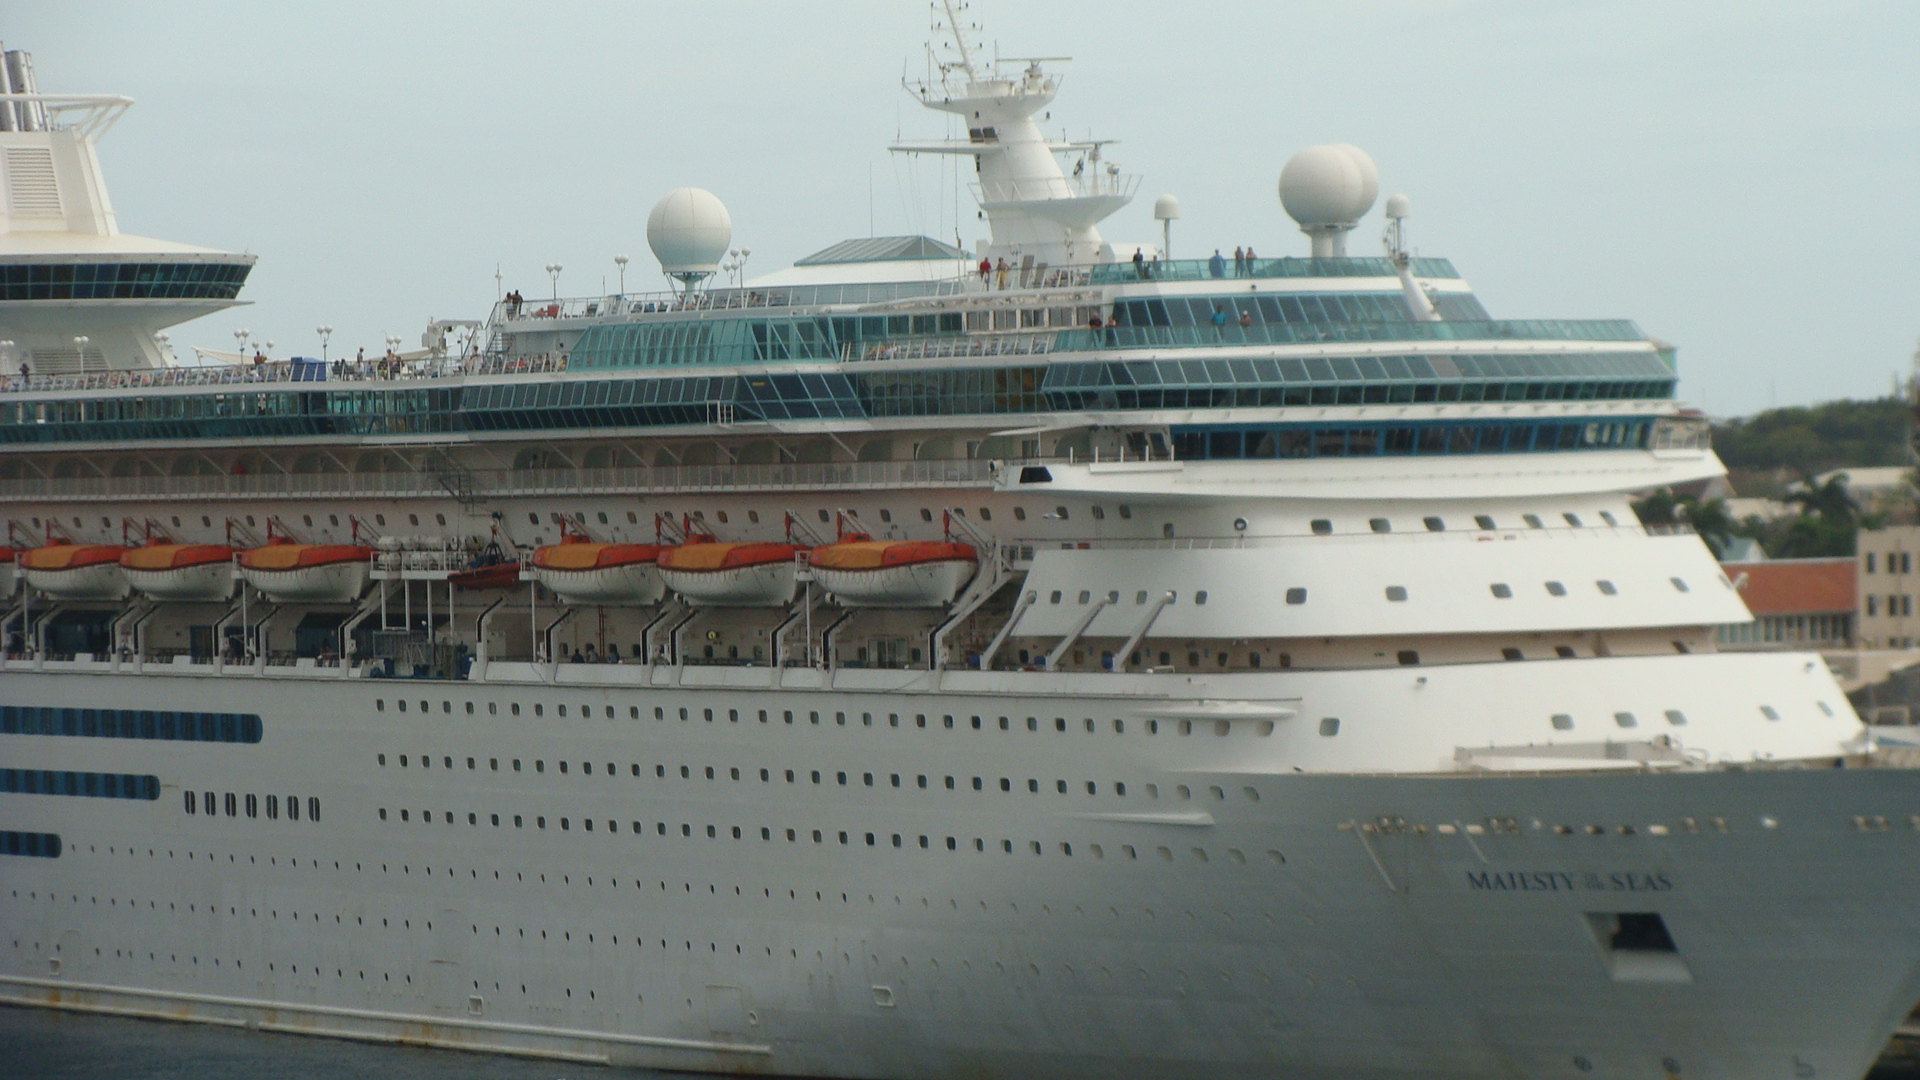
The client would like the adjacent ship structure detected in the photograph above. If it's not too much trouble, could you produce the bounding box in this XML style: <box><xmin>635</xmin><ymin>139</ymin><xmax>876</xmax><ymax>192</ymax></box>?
<box><xmin>4</xmin><ymin>11</ymin><xmax>1920</xmax><ymax>1080</ymax></box>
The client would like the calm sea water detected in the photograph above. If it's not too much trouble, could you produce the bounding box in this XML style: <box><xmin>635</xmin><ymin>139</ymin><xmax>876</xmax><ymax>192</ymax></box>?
<box><xmin>8</xmin><ymin>1004</ymin><xmax>1920</xmax><ymax>1080</ymax></box>
<box><xmin>0</xmin><ymin>1006</ymin><xmax>675</xmax><ymax>1080</ymax></box>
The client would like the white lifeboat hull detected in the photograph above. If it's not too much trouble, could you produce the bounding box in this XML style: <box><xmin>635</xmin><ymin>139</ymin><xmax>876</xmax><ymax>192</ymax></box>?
<box><xmin>531</xmin><ymin>564</ymin><xmax>667</xmax><ymax>606</ymax></box>
<box><xmin>661</xmin><ymin>562</ymin><xmax>798</xmax><ymax>607</ymax></box>
<box><xmin>125</xmin><ymin>562</ymin><xmax>236</xmax><ymax>603</ymax></box>
<box><xmin>814</xmin><ymin>558</ymin><xmax>976</xmax><ymax>608</ymax></box>
<box><xmin>24</xmin><ymin>563</ymin><xmax>130</xmax><ymax>601</ymax></box>
<box><xmin>241</xmin><ymin>561</ymin><xmax>370</xmax><ymax>603</ymax></box>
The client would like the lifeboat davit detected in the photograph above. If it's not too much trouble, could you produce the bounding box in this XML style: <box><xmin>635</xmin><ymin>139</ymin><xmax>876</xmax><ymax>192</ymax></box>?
<box><xmin>120</xmin><ymin>542</ymin><xmax>238</xmax><ymax>602</ymax></box>
<box><xmin>0</xmin><ymin>547</ymin><xmax>18</xmax><ymax>598</ymax></box>
<box><xmin>658</xmin><ymin>541</ymin><xmax>804</xmax><ymax>607</ymax></box>
<box><xmin>21</xmin><ymin>544</ymin><xmax>130</xmax><ymax>600</ymax></box>
<box><xmin>528</xmin><ymin>538</ymin><xmax>665</xmax><ymax>604</ymax></box>
<box><xmin>809</xmin><ymin>536</ymin><xmax>977</xmax><ymax>607</ymax></box>
<box><xmin>238</xmin><ymin>539</ymin><xmax>372</xmax><ymax>602</ymax></box>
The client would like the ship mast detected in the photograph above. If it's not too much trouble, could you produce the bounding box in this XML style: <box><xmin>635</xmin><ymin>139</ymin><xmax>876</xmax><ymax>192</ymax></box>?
<box><xmin>890</xmin><ymin>1</ymin><xmax>1137</xmax><ymax>267</ymax></box>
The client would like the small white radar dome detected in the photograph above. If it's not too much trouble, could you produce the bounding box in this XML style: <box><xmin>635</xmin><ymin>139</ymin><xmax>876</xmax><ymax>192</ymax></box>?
<box><xmin>1278</xmin><ymin>144</ymin><xmax>1379</xmax><ymax>227</ymax></box>
<box><xmin>1152</xmin><ymin>194</ymin><xmax>1181</xmax><ymax>221</ymax></box>
<box><xmin>1383</xmin><ymin>193</ymin><xmax>1411</xmax><ymax>220</ymax></box>
<box><xmin>646</xmin><ymin>187</ymin><xmax>732</xmax><ymax>276</ymax></box>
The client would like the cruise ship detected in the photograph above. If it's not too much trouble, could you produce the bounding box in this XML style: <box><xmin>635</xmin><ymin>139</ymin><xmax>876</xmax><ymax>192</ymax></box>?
<box><xmin>5</xmin><ymin>10</ymin><xmax>1920</xmax><ymax>1079</ymax></box>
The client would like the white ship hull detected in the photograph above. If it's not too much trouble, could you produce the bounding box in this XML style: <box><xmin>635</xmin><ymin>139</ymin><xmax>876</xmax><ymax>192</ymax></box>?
<box><xmin>124</xmin><ymin>561</ymin><xmax>236</xmax><ymax>603</ymax></box>
<box><xmin>815</xmin><ymin>559</ymin><xmax>977</xmax><ymax>607</ymax></box>
<box><xmin>0</xmin><ymin>659</ymin><xmax>1914</xmax><ymax>1080</ymax></box>
<box><xmin>530</xmin><ymin>564</ymin><xmax>668</xmax><ymax>606</ymax></box>
<box><xmin>239</xmin><ymin>561</ymin><xmax>370</xmax><ymax>604</ymax></box>
<box><xmin>22</xmin><ymin>563</ymin><xmax>129</xmax><ymax>601</ymax></box>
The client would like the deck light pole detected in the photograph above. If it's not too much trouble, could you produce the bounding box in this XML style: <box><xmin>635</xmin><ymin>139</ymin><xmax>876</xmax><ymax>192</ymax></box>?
<box><xmin>233</xmin><ymin>329</ymin><xmax>250</xmax><ymax>362</ymax></box>
<box><xmin>614</xmin><ymin>255</ymin><xmax>629</xmax><ymax>296</ymax></box>
<box><xmin>316</xmin><ymin>325</ymin><xmax>333</xmax><ymax>362</ymax></box>
<box><xmin>545</xmin><ymin>263</ymin><xmax>562</xmax><ymax>302</ymax></box>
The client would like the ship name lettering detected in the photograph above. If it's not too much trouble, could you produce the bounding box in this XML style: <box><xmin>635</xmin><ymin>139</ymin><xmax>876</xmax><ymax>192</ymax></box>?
<box><xmin>1465</xmin><ymin>870</ymin><xmax>1673</xmax><ymax>893</ymax></box>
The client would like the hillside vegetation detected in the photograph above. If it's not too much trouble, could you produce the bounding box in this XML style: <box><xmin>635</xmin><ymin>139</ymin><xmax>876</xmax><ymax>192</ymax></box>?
<box><xmin>1711</xmin><ymin>396</ymin><xmax>1910</xmax><ymax>476</ymax></box>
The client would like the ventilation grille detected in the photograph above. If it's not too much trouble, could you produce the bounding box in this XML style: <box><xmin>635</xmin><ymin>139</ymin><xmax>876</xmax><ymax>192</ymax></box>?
<box><xmin>27</xmin><ymin>347</ymin><xmax>107</xmax><ymax>374</ymax></box>
<box><xmin>5</xmin><ymin>146</ymin><xmax>62</xmax><ymax>217</ymax></box>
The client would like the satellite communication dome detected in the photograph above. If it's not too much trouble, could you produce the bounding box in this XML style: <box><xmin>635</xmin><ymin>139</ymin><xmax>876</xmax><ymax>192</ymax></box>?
<box><xmin>1383</xmin><ymin>193</ymin><xmax>1412</xmax><ymax>220</ymax></box>
<box><xmin>1277</xmin><ymin>144</ymin><xmax>1380</xmax><ymax>227</ymax></box>
<box><xmin>1152</xmin><ymin>194</ymin><xmax>1181</xmax><ymax>221</ymax></box>
<box><xmin>646</xmin><ymin>187</ymin><xmax>732</xmax><ymax>276</ymax></box>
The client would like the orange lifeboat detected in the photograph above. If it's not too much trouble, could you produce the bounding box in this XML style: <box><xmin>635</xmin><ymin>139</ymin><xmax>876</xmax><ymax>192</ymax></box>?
<box><xmin>809</xmin><ymin>535</ymin><xmax>977</xmax><ymax>607</ymax></box>
<box><xmin>528</xmin><ymin>537</ymin><xmax>666</xmax><ymax>604</ymax></box>
<box><xmin>120</xmin><ymin>542</ymin><xmax>237</xmax><ymax>602</ymax></box>
<box><xmin>657</xmin><ymin>540</ymin><xmax>805</xmax><ymax>607</ymax></box>
<box><xmin>21</xmin><ymin>543</ymin><xmax>130</xmax><ymax>600</ymax></box>
<box><xmin>238</xmin><ymin>538</ymin><xmax>372</xmax><ymax>602</ymax></box>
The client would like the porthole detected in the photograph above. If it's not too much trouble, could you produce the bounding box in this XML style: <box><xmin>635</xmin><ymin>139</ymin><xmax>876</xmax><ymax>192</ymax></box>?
<box><xmin>1385</xmin><ymin>586</ymin><xmax>1408</xmax><ymax>602</ymax></box>
<box><xmin>1523</xmin><ymin>514</ymin><xmax>1544</xmax><ymax>529</ymax></box>
<box><xmin>1318</xmin><ymin>717</ymin><xmax>1340</xmax><ymax>737</ymax></box>
<box><xmin>1551</xmin><ymin>714</ymin><xmax>1574</xmax><ymax>731</ymax></box>
<box><xmin>1614</xmin><ymin>712</ymin><xmax>1637</xmax><ymax>728</ymax></box>
<box><xmin>1232</xmin><ymin>517</ymin><xmax>1246</xmax><ymax>532</ymax></box>
<box><xmin>1545</xmin><ymin>581</ymin><xmax>1567</xmax><ymax>597</ymax></box>
<box><xmin>1369</xmin><ymin>518</ymin><xmax>1391</xmax><ymax>534</ymax></box>
<box><xmin>1195</xmin><ymin>590</ymin><xmax>1209</xmax><ymax>605</ymax></box>
<box><xmin>1474</xmin><ymin>515</ymin><xmax>1495</xmax><ymax>530</ymax></box>
<box><xmin>1665</xmin><ymin>709</ymin><xmax>1688</xmax><ymax>725</ymax></box>
<box><xmin>1422</xmin><ymin>516</ymin><xmax>1444</xmax><ymax>532</ymax></box>
<box><xmin>920</xmin><ymin>508</ymin><xmax>933</xmax><ymax>522</ymax></box>
<box><xmin>1013</xmin><ymin>507</ymin><xmax>1027</xmax><ymax>521</ymax></box>
<box><xmin>1285</xmin><ymin>587</ymin><xmax>1306</xmax><ymax>604</ymax></box>
<box><xmin>1563</xmin><ymin>513</ymin><xmax>1582</xmax><ymax>527</ymax></box>
<box><xmin>1596</xmin><ymin>580</ymin><xmax>1618</xmax><ymax>595</ymax></box>
<box><xmin>1490</xmin><ymin>583</ymin><xmax>1512</xmax><ymax>598</ymax></box>
<box><xmin>1671</xmin><ymin>577</ymin><xmax>1690</xmax><ymax>593</ymax></box>
<box><xmin>1760</xmin><ymin>705</ymin><xmax>1780</xmax><ymax>721</ymax></box>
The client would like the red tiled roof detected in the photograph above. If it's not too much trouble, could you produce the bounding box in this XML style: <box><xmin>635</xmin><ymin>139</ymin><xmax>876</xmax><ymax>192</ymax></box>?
<box><xmin>1722</xmin><ymin>559</ymin><xmax>1855</xmax><ymax>615</ymax></box>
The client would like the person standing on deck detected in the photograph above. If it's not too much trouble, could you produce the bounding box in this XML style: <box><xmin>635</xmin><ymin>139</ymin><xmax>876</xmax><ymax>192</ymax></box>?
<box><xmin>1208</xmin><ymin>249</ymin><xmax>1226</xmax><ymax>278</ymax></box>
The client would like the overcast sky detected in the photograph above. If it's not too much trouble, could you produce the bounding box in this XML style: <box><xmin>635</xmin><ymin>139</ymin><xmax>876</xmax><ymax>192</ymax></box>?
<box><xmin>13</xmin><ymin>0</ymin><xmax>1916</xmax><ymax>417</ymax></box>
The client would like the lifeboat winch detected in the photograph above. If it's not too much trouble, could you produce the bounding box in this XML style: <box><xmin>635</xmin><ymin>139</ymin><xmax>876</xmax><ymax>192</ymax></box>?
<box><xmin>120</xmin><ymin>542</ymin><xmax>238</xmax><ymax>602</ymax></box>
<box><xmin>21</xmin><ymin>543</ymin><xmax>131</xmax><ymax>600</ymax></box>
<box><xmin>809</xmin><ymin>534</ymin><xmax>977</xmax><ymax>607</ymax></box>
<box><xmin>238</xmin><ymin>538</ymin><xmax>373</xmax><ymax>602</ymax></box>
<box><xmin>529</xmin><ymin>536</ymin><xmax>666</xmax><ymax>604</ymax></box>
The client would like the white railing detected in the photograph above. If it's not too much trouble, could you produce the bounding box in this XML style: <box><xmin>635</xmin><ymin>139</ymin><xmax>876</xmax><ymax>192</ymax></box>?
<box><xmin>0</xmin><ymin>458</ymin><xmax>998</xmax><ymax>502</ymax></box>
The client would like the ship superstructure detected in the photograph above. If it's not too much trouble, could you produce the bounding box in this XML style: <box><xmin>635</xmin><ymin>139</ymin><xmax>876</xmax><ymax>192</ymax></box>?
<box><xmin>3</xmin><ymin>13</ymin><xmax>1920</xmax><ymax>1080</ymax></box>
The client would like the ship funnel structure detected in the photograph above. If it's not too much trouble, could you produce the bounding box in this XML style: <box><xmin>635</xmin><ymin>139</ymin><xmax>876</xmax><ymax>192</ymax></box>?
<box><xmin>0</xmin><ymin>47</ymin><xmax>49</xmax><ymax>131</ymax></box>
<box><xmin>646</xmin><ymin>187</ymin><xmax>732</xmax><ymax>293</ymax></box>
<box><xmin>0</xmin><ymin>45</ymin><xmax>255</xmax><ymax>374</ymax></box>
<box><xmin>891</xmin><ymin>1</ymin><xmax>1135</xmax><ymax>266</ymax></box>
<box><xmin>1279</xmin><ymin>144</ymin><xmax>1379</xmax><ymax>258</ymax></box>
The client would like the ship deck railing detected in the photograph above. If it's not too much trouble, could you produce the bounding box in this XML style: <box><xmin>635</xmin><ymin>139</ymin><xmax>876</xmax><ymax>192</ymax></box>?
<box><xmin>0</xmin><ymin>457</ymin><xmax>998</xmax><ymax>502</ymax></box>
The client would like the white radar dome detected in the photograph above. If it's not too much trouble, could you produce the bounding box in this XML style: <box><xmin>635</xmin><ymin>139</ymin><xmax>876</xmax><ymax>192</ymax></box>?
<box><xmin>1383</xmin><ymin>193</ymin><xmax>1411</xmax><ymax>220</ymax></box>
<box><xmin>1152</xmin><ymin>193</ymin><xmax>1181</xmax><ymax>221</ymax></box>
<box><xmin>646</xmin><ymin>187</ymin><xmax>733</xmax><ymax>275</ymax></box>
<box><xmin>1278</xmin><ymin>144</ymin><xmax>1380</xmax><ymax>227</ymax></box>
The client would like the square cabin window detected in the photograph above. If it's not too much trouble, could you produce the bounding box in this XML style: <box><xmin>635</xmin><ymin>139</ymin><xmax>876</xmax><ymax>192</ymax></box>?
<box><xmin>1423</xmin><ymin>516</ymin><xmax>1445</xmax><ymax>532</ymax></box>
<box><xmin>1551</xmin><ymin>714</ymin><xmax>1574</xmax><ymax>731</ymax></box>
<box><xmin>1285</xmin><ymin>588</ymin><xmax>1307</xmax><ymax>605</ymax></box>
<box><xmin>1563</xmin><ymin>513</ymin><xmax>1582</xmax><ymax>527</ymax></box>
<box><xmin>1310</xmin><ymin>519</ymin><xmax>1333</xmax><ymax>536</ymax></box>
<box><xmin>1369</xmin><ymin>518</ymin><xmax>1391</xmax><ymax>533</ymax></box>
<box><xmin>1490</xmin><ymin>583</ymin><xmax>1513</xmax><ymax>598</ymax></box>
<box><xmin>1385</xmin><ymin>586</ymin><xmax>1408</xmax><ymax>602</ymax></box>
<box><xmin>1545</xmin><ymin>581</ymin><xmax>1568</xmax><ymax>597</ymax></box>
<box><xmin>1596</xmin><ymin>580</ymin><xmax>1618</xmax><ymax>595</ymax></box>
<box><xmin>1474</xmin><ymin>515</ymin><xmax>1495</xmax><ymax>530</ymax></box>
<box><xmin>1598</xmin><ymin>510</ymin><xmax>1618</xmax><ymax>526</ymax></box>
<box><xmin>1523</xmin><ymin>514</ymin><xmax>1544</xmax><ymax>529</ymax></box>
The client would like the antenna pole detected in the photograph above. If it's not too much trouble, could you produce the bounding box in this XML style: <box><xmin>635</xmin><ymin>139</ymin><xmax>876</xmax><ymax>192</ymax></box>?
<box><xmin>940</xmin><ymin>0</ymin><xmax>978</xmax><ymax>80</ymax></box>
